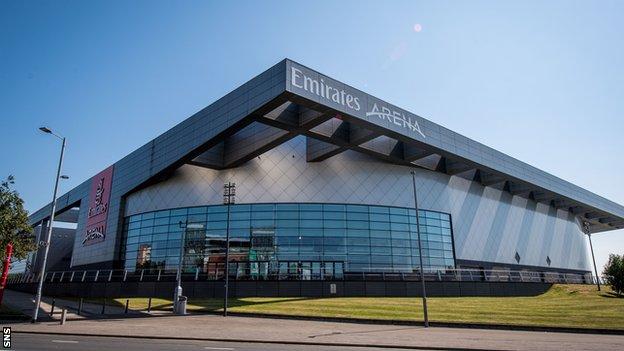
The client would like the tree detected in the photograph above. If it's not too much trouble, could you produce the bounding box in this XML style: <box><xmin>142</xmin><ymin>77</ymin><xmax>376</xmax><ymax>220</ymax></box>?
<box><xmin>603</xmin><ymin>254</ymin><xmax>624</xmax><ymax>297</ymax></box>
<box><xmin>0</xmin><ymin>176</ymin><xmax>34</xmax><ymax>263</ymax></box>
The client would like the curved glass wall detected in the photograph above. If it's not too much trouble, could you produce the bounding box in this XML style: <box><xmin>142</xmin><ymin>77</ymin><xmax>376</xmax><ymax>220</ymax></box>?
<box><xmin>121</xmin><ymin>203</ymin><xmax>455</xmax><ymax>278</ymax></box>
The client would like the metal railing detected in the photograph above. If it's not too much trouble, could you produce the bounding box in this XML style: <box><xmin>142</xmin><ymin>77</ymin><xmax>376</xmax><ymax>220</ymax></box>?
<box><xmin>6</xmin><ymin>266</ymin><xmax>602</xmax><ymax>285</ymax></box>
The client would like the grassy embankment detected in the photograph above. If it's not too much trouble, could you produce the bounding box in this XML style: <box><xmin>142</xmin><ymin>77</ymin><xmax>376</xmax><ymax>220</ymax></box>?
<box><xmin>102</xmin><ymin>284</ymin><xmax>624</xmax><ymax>330</ymax></box>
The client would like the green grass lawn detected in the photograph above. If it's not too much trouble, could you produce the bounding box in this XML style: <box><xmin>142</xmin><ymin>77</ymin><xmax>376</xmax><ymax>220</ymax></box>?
<box><xmin>107</xmin><ymin>284</ymin><xmax>624</xmax><ymax>330</ymax></box>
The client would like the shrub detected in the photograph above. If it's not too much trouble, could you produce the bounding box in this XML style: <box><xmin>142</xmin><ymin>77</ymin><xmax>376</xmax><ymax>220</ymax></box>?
<box><xmin>603</xmin><ymin>254</ymin><xmax>624</xmax><ymax>297</ymax></box>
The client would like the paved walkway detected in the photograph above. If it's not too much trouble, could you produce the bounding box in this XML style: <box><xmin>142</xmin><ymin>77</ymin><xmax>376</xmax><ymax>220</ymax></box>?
<box><xmin>3</xmin><ymin>290</ymin><xmax>624</xmax><ymax>351</ymax></box>
<box><xmin>2</xmin><ymin>289</ymin><xmax>168</xmax><ymax>321</ymax></box>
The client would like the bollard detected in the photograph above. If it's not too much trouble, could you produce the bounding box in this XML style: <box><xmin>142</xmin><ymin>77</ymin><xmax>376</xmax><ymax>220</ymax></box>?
<box><xmin>77</xmin><ymin>298</ymin><xmax>83</xmax><ymax>316</ymax></box>
<box><xmin>147</xmin><ymin>297</ymin><xmax>152</xmax><ymax>313</ymax></box>
<box><xmin>101</xmin><ymin>298</ymin><xmax>106</xmax><ymax>314</ymax></box>
<box><xmin>60</xmin><ymin>308</ymin><xmax>67</xmax><ymax>325</ymax></box>
<box><xmin>50</xmin><ymin>298</ymin><xmax>56</xmax><ymax>317</ymax></box>
<box><xmin>125</xmin><ymin>299</ymin><xmax>129</xmax><ymax>314</ymax></box>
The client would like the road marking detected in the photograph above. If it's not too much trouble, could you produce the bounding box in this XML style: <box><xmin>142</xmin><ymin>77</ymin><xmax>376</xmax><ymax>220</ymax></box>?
<box><xmin>52</xmin><ymin>339</ymin><xmax>79</xmax><ymax>343</ymax></box>
<box><xmin>204</xmin><ymin>347</ymin><xmax>234</xmax><ymax>350</ymax></box>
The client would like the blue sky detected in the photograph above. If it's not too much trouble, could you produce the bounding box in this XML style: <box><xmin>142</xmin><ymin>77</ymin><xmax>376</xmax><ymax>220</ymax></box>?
<box><xmin>1</xmin><ymin>0</ymin><xmax>622</xmax><ymax>270</ymax></box>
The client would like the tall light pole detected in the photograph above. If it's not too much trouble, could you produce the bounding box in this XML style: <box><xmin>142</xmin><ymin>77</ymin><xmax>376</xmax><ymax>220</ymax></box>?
<box><xmin>583</xmin><ymin>221</ymin><xmax>601</xmax><ymax>291</ymax></box>
<box><xmin>175</xmin><ymin>221</ymin><xmax>204</xmax><ymax>314</ymax></box>
<box><xmin>410</xmin><ymin>170</ymin><xmax>429</xmax><ymax>328</ymax></box>
<box><xmin>223</xmin><ymin>182</ymin><xmax>235</xmax><ymax>316</ymax></box>
<box><xmin>175</xmin><ymin>221</ymin><xmax>188</xmax><ymax>314</ymax></box>
<box><xmin>32</xmin><ymin>127</ymin><xmax>66</xmax><ymax>323</ymax></box>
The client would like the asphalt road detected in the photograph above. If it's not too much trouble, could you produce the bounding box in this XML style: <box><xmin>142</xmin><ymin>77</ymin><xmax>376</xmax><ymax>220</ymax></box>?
<box><xmin>10</xmin><ymin>333</ymin><xmax>431</xmax><ymax>351</ymax></box>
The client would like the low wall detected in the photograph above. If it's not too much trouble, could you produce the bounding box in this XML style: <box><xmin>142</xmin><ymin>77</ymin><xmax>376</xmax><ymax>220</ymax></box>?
<box><xmin>8</xmin><ymin>280</ymin><xmax>552</xmax><ymax>298</ymax></box>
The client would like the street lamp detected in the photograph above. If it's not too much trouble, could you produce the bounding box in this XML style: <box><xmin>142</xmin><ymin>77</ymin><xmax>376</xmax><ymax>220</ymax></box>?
<box><xmin>410</xmin><ymin>170</ymin><xmax>429</xmax><ymax>328</ymax></box>
<box><xmin>32</xmin><ymin>127</ymin><xmax>66</xmax><ymax>323</ymax></box>
<box><xmin>175</xmin><ymin>220</ymin><xmax>204</xmax><ymax>314</ymax></box>
<box><xmin>583</xmin><ymin>221</ymin><xmax>601</xmax><ymax>291</ymax></box>
<box><xmin>223</xmin><ymin>182</ymin><xmax>235</xmax><ymax>316</ymax></box>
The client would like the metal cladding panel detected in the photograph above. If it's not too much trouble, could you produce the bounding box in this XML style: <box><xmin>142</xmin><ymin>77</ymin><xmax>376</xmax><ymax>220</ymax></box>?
<box><xmin>125</xmin><ymin>136</ymin><xmax>591</xmax><ymax>272</ymax></box>
<box><xmin>285</xmin><ymin>59</ymin><xmax>624</xmax><ymax>221</ymax></box>
<box><xmin>32</xmin><ymin>60</ymin><xmax>287</xmax><ymax>268</ymax></box>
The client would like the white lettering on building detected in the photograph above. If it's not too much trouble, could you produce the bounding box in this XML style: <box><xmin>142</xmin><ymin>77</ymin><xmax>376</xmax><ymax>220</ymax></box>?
<box><xmin>366</xmin><ymin>103</ymin><xmax>425</xmax><ymax>138</ymax></box>
<box><xmin>291</xmin><ymin>67</ymin><xmax>361</xmax><ymax>111</ymax></box>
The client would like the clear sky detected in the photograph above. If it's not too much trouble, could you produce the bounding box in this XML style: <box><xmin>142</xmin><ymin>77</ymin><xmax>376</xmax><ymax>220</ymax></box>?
<box><xmin>1</xmin><ymin>0</ymin><xmax>622</xmax><ymax>271</ymax></box>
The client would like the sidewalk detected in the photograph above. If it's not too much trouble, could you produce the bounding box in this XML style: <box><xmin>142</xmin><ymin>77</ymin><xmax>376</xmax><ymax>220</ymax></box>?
<box><xmin>3</xmin><ymin>290</ymin><xmax>624</xmax><ymax>351</ymax></box>
<box><xmin>1</xmin><ymin>289</ymin><xmax>169</xmax><ymax>321</ymax></box>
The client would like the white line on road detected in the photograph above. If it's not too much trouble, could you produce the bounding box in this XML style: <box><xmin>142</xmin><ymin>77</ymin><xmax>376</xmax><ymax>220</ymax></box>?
<box><xmin>204</xmin><ymin>347</ymin><xmax>234</xmax><ymax>350</ymax></box>
<box><xmin>52</xmin><ymin>339</ymin><xmax>79</xmax><ymax>344</ymax></box>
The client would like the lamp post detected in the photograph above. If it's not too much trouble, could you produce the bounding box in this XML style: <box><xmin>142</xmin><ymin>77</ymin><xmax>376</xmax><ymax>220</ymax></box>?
<box><xmin>175</xmin><ymin>221</ymin><xmax>204</xmax><ymax>314</ymax></box>
<box><xmin>32</xmin><ymin>127</ymin><xmax>66</xmax><ymax>323</ymax></box>
<box><xmin>175</xmin><ymin>221</ymin><xmax>188</xmax><ymax>314</ymax></box>
<box><xmin>583</xmin><ymin>221</ymin><xmax>601</xmax><ymax>291</ymax></box>
<box><xmin>410</xmin><ymin>170</ymin><xmax>429</xmax><ymax>328</ymax></box>
<box><xmin>223</xmin><ymin>182</ymin><xmax>235</xmax><ymax>316</ymax></box>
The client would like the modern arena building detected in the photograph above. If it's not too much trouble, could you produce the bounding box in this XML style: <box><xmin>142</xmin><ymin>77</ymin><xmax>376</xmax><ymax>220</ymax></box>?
<box><xmin>12</xmin><ymin>59</ymin><xmax>624</xmax><ymax>297</ymax></box>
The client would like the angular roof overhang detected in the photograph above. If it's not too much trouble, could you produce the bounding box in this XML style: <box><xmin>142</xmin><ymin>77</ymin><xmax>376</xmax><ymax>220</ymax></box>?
<box><xmin>29</xmin><ymin>59</ymin><xmax>624</xmax><ymax>234</ymax></box>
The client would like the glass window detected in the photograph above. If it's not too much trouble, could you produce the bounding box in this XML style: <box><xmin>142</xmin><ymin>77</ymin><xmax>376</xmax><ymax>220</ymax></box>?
<box><xmin>188</xmin><ymin>207</ymin><xmax>206</xmax><ymax>215</ymax></box>
<box><xmin>370</xmin><ymin>246</ymin><xmax>391</xmax><ymax>255</ymax></box>
<box><xmin>208</xmin><ymin>206</ymin><xmax>227</xmax><ymax>213</ymax></box>
<box><xmin>370</xmin><ymin>221</ymin><xmax>390</xmax><ymax>230</ymax></box>
<box><xmin>347</xmin><ymin>245</ymin><xmax>369</xmax><ymax>254</ymax></box>
<box><xmin>251</xmin><ymin>219</ymin><xmax>274</xmax><ymax>227</ymax></box>
<box><xmin>123</xmin><ymin>204</ymin><xmax>455</xmax><ymax>274</ymax></box>
<box><xmin>231</xmin><ymin>204</ymin><xmax>250</xmax><ymax>212</ymax></box>
<box><xmin>276</xmin><ymin>219</ymin><xmax>298</xmax><ymax>228</ymax></box>
<box><xmin>207</xmin><ymin>221</ymin><xmax>226</xmax><ymax>230</ymax></box>
<box><xmin>346</xmin><ymin>205</ymin><xmax>367</xmax><ymax>213</ymax></box>
<box><xmin>300</xmin><ymin>219</ymin><xmax>321</xmax><ymax>228</ymax></box>
<box><xmin>370</xmin><ymin>213</ymin><xmax>389</xmax><ymax>222</ymax></box>
<box><xmin>346</xmin><ymin>212</ymin><xmax>368</xmax><ymax>221</ymax></box>
<box><xmin>230</xmin><ymin>220</ymin><xmax>250</xmax><ymax>229</ymax></box>
<box><xmin>370</xmin><ymin>238</ymin><xmax>391</xmax><ymax>246</ymax></box>
<box><xmin>276</xmin><ymin>211</ymin><xmax>298</xmax><ymax>220</ymax></box>
<box><xmin>347</xmin><ymin>229</ymin><xmax>369</xmax><ymax>237</ymax></box>
<box><xmin>371</xmin><ymin>255</ymin><xmax>392</xmax><ymax>264</ymax></box>
<box><xmin>389</xmin><ymin>207</ymin><xmax>408</xmax><ymax>215</ymax></box>
<box><xmin>390</xmin><ymin>222</ymin><xmax>409</xmax><ymax>231</ymax></box>
<box><xmin>370</xmin><ymin>230</ymin><xmax>390</xmax><ymax>238</ymax></box>
<box><xmin>300</xmin><ymin>204</ymin><xmax>322</xmax><ymax>211</ymax></box>
<box><xmin>324</xmin><ymin>228</ymin><xmax>346</xmax><ymax>237</ymax></box>
<box><xmin>170</xmin><ymin>208</ymin><xmax>187</xmax><ymax>216</ymax></box>
<box><xmin>324</xmin><ymin>237</ymin><xmax>345</xmax><ymax>246</ymax></box>
<box><xmin>275</xmin><ymin>228</ymin><xmax>298</xmax><ymax>236</ymax></box>
<box><xmin>276</xmin><ymin>203</ymin><xmax>298</xmax><ymax>211</ymax></box>
<box><xmin>347</xmin><ymin>221</ymin><xmax>369</xmax><ymax>229</ymax></box>
<box><xmin>300</xmin><ymin>228</ymin><xmax>323</xmax><ymax>237</ymax></box>
<box><xmin>301</xmin><ymin>211</ymin><xmax>322</xmax><ymax>220</ymax></box>
<box><xmin>392</xmin><ymin>247</ymin><xmax>411</xmax><ymax>256</ymax></box>
<box><xmin>369</xmin><ymin>206</ymin><xmax>389</xmax><ymax>214</ymax></box>
<box><xmin>252</xmin><ymin>204</ymin><xmax>274</xmax><ymax>212</ymax></box>
<box><xmin>323</xmin><ymin>219</ymin><xmax>345</xmax><ymax>228</ymax></box>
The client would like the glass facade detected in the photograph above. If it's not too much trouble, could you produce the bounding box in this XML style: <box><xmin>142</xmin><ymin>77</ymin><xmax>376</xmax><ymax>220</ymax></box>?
<box><xmin>121</xmin><ymin>203</ymin><xmax>455</xmax><ymax>278</ymax></box>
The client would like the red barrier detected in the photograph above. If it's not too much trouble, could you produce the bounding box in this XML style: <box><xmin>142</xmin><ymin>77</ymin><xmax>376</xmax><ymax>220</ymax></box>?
<box><xmin>0</xmin><ymin>242</ymin><xmax>13</xmax><ymax>306</ymax></box>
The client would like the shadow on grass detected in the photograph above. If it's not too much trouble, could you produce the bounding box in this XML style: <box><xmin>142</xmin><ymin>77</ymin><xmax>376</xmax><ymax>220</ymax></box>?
<box><xmin>599</xmin><ymin>291</ymin><xmax>624</xmax><ymax>299</ymax></box>
<box><xmin>83</xmin><ymin>296</ymin><xmax>315</xmax><ymax>312</ymax></box>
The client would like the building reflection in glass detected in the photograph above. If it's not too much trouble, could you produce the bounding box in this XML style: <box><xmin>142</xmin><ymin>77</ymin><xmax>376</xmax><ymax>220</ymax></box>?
<box><xmin>122</xmin><ymin>203</ymin><xmax>455</xmax><ymax>279</ymax></box>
